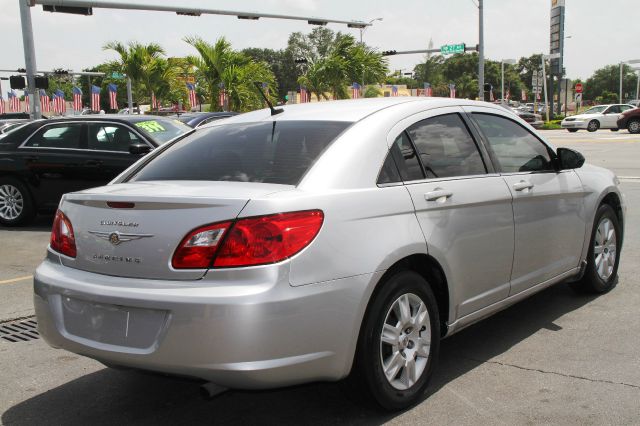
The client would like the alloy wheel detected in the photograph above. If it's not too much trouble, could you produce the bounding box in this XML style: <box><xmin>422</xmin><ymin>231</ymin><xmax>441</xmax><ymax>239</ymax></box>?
<box><xmin>0</xmin><ymin>184</ymin><xmax>24</xmax><ymax>221</ymax></box>
<box><xmin>379</xmin><ymin>293</ymin><xmax>431</xmax><ymax>390</ymax></box>
<box><xmin>629</xmin><ymin>120</ymin><xmax>640</xmax><ymax>134</ymax></box>
<box><xmin>594</xmin><ymin>217</ymin><xmax>617</xmax><ymax>281</ymax></box>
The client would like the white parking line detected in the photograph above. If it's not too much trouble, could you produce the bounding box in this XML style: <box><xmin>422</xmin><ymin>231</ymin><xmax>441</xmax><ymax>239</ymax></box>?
<box><xmin>0</xmin><ymin>275</ymin><xmax>32</xmax><ymax>285</ymax></box>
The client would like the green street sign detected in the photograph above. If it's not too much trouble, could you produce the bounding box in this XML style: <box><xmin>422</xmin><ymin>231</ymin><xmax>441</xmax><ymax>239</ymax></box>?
<box><xmin>111</xmin><ymin>72</ymin><xmax>125</xmax><ymax>79</ymax></box>
<box><xmin>440</xmin><ymin>43</ymin><xmax>466</xmax><ymax>55</ymax></box>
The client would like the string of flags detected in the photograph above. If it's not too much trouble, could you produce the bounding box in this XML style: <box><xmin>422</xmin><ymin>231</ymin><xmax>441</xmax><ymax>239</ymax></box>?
<box><xmin>186</xmin><ymin>83</ymin><xmax>198</xmax><ymax>109</ymax></box>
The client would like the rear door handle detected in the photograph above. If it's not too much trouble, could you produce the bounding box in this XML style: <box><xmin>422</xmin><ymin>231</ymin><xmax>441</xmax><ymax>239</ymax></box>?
<box><xmin>425</xmin><ymin>189</ymin><xmax>453</xmax><ymax>202</ymax></box>
<box><xmin>513</xmin><ymin>180</ymin><xmax>534</xmax><ymax>192</ymax></box>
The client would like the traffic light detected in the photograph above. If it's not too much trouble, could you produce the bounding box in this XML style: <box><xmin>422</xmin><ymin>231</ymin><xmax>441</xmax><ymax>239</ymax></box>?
<box><xmin>35</xmin><ymin>76</ymin><xmax>49</xmax><ymax>90</ymax></box>
<box><xmin>42</xmin><ymin>5</ymin><xmax>92</xmax><ymax>15</ymax></box>
<box><xmin>52</xmin><ymin>69</ymin><xmax>69</xmax><ymax>75</ymax></box>
<box><xmin>382</xmin><ymin>50</ymin><xmax>397</xmax><ymax>56</ymax></box>
<box><xmin>483</xmin><ymin>83</ymin><xmax>492</xmax><ymax>92</ymax></box>
<box><xmin>294</xmin><ymin>58</ymin><xmax>308</xmax><ymax>64</ymax></box>
<box><xmin>9</xmin><ymin>76</ymin><xmax>26</xmax><ymax>90</ymax></box>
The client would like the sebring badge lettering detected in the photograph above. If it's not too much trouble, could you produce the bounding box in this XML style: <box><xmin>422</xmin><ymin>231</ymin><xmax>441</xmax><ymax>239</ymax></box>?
<box><xmin>93</xmin><ymin>254</ymin><xmax>141</xmax><ymax>264</ymax></box>
<box><xmin>100</xmin><ymin>220</ymin><xmax>139</xmax><ymax>227</ymax></box>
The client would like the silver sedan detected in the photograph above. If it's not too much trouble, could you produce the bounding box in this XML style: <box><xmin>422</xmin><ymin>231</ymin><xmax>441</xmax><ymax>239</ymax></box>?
<box><xmin>34</xmin><ymin>98</ymin><xmax>625</xmax><ymax>410</ymax></box>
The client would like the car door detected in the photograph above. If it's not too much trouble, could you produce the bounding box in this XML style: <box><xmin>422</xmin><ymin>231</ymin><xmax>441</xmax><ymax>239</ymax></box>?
<box><xmin>18</xmin><ymin>122</ymin><xmax>91</xmax><ymax>208</ymax></box>
<box><xmin>467</xmin><ymin>108</ymin><xmax>586</xmax><ymax>295</ymax></box>
<box><xmin>85</xmin><ymin>122</ymin><xmax>152</xmax><ymax>185</ymax></box>
<box><xmin>389</xmin><ymin>107</ymin><xmax>515</xmax><ymax>318</ymax></box>
<box><xmin>601</xmin><ymin>105</ymin><xmax>621</xmax><ymax>128</ymax></box>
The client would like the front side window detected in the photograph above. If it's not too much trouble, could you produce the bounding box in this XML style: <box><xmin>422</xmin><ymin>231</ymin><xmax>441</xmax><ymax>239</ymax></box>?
<box><xmin>606</xmin><ymin>105</ymin><xmax>621</xmax><ymax>114</ymax></box>
<box><xmin>407</xmin><ymin>113</ymin><xmax>486</xmax><ymax>178</ymax></box>
<box><xmin>88</xmin><ymin>124</ymin><xmax>142</xmax><ymax>152</ymax></box>
<box><xmin>130</xmin><ymin>121</ymin><xmax>350</xmax><ymax>186</ymax></box>
<box><xmin>473</xmin><ymin>113</ymin><xmax>554</xmax><ymax>173</ymax></box>
<box><xmin>25</xmin><ymin>123</ymin><xmax>83</xmax><ymax>149</ymax></box>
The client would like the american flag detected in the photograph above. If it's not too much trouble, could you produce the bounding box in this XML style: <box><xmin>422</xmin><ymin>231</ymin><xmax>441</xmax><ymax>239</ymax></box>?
<box><xmin>39</xmin><ymin>89</ymin><xmax>50</xmax><ymax>113</ymax></box>
<box><xmin>521</xmin><ymin>89</ymin><xmax>527</xmax><ymax>101</ymax></box>
<box><xmin>449</xmin><ymin>84</ymin><xmax>456</xmax><ymax>99</ymax></box>
<box><xmin>186</xmin><ymin>83</ymin><xmax>198</xmax><ymax>109</ymax></box>
<box><xmin>299</xmin><ymin>86</ymin><xmax>309</xmax><ymax>103</ymax></box>
<box><xmin>24</xmin><ymin>93</ymin><xmax>29</xmax><ymax>113</ymax></box>
<box><xmin>151</xmin><ymin>91</ymin><xmax>158</xmax><ymax>110</ymax></box>
<box><xmin>53</xmin><ymin>89</ymin><xmax>66</xmax><ymax>114</ymax></box>
<box><xmin>107</xmin><ymin>83</ymin><xmax>118</xmax><ymax>110</ymax></box>
<box><xmin>91</xmin><ymin>85</ymin><xmax>100</xmax><ymax>112</ymax></box>
<box><xmin>391</xmin><ymin>86</ymin><xmax>398</xmax><ymax>97</ymax></box>
<box><xmin>351</xmin><ymin>82</ymin><xmax>360</xmax><ymax>99</ymax></box>
<box><xmin>218</xmin><ymin>83</ymin><xmax>226</xmax><ymax>109</ymax></box>
<box><xmin>9</xmin><ymin>90</ymin><xmax>20</xmax><ymax>112</ymax></box>
<box><xmin>72</xmin><ymin>86</ymin><xmax>83</xmax><ymax>111</ymax></box>
<box><xmin>423</xmin><ymin>82</ymin><xmax>432</xmax><ymax>97</ymax></box>
<box><xmin>0</xmin><ymin>93</ymin><xmax>5</xmax><ymax>114</ymax></box>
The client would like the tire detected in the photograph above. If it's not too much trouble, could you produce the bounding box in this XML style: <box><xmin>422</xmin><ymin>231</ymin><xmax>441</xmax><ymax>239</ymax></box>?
<box><xmin>572</xmin><ymin>204</ymin><xmax>621</xmax><ymax>294</ymax></box>
<box><xmin>567</xmin><ymin>129</ymin><xmax>578</xmax><ymax>133</ymax></box>
<box><xmin>0</xmin><ymin>177</ymin><xmax>35</xmax><ymax>227</ymax></box>
<box><xmin>627</xmin><ymin>119</ymin><xmax>640</xmax><ymax>134</ymax></box>
<box><xmin>587</xmin><ymin>120</ymin><xmax>600</xmax><ymax>132</ymax></box>
<box><xmin>351</xmin><ymin>270</ymin><xmax>440</xmax><ymax>410</ymax></box>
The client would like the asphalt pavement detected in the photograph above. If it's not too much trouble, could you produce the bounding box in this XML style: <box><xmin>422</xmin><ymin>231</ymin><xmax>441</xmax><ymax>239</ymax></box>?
<box><xmin>1</xmin><ymin>129</ymin><xmax>639</xmax><ymax>425</ymax></box>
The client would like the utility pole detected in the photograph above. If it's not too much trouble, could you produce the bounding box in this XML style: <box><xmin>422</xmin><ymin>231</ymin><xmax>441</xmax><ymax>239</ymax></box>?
<box><xmin>19</xmin><ymin>0</ymin><xmax>41</xmax><ymax>119</ymax></box>
<box><xmin>478</xmin><ymin>0</ymin><xmax>484</xmax><ymax>101</ymax></box>
<box><xmin>620</xmin><ymin>62</ymin><xmax>624</xmax><ymax>103</ymax></box>
<box><xmin>126</xmin><ymin>77</ymin><xmax>133</xmax><ymax>113</ymax></box>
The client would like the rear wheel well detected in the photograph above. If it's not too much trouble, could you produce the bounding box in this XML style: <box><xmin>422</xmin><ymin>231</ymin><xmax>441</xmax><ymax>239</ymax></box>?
<box><xmin>374</xmin><ymin>254</ymin><xmax>450</xmax><ymax>337</ymax></box>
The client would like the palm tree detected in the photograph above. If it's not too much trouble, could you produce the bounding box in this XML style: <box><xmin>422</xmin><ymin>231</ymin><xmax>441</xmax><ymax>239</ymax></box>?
<box><xmin>184</xmin><ymin>36</ymin><xmax>275</xmax><ymax>112</ymax></box>
<box><xmin>103</xmin><ymin>41</ymin><xmax>167</xmax><ymax>104</ymax></box>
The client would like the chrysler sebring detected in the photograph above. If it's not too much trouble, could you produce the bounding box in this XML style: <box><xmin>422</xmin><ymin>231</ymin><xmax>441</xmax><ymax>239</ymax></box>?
<box><xmin>34</xmin><ymin>98</ymin><xmax>624</xmax><ymax>410</ymax></box>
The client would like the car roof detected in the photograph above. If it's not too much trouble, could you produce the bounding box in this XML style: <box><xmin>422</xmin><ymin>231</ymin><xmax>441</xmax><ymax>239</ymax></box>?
<box><xmin>215</xmin><ymin>97</ymin><xmax>498</xmax><ymax>125</ymax></box>
<box><xmin>41</xmin><ymin>115</ymin><xmax>178</xmax><ymax>124</ymax></box>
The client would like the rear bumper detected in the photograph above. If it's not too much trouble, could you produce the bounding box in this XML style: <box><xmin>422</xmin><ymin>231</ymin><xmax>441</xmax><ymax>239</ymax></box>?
<box><xmin>34</xmin><ymin>258</ymin><xmax>379</xmax><ymax>389</ymax></box>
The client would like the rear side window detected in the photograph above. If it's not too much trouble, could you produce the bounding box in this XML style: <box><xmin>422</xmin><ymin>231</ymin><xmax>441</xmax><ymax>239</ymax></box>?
<box><xmin>25</xmin><ymin>123</ymin><xmax>83</xmax><ymax>149</ymax></box>
<box><xmin>407</xmin><ymin>113</ymin><xmax>486</xmax><ymax>178</ymax></box>
<box><xmin>131</xmin><ymin>121</ymin><xmax>350</xmax><ymax>185</ymax></box>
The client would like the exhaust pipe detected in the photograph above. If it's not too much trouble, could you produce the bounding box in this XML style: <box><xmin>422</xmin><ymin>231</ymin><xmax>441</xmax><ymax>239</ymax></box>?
<box><xmin>200</xmin><ymin>382</ymin><xmax>228</xmax><ymax>400</ymax></box>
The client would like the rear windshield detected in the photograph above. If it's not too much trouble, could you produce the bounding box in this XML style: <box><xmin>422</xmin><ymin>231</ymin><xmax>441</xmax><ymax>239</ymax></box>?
<box><xmin>133</xmin><ymin>119</ymin><xmax>191</xmax><ymax>144</ymax></box>
<box><xmin>130</xmin><ymin>121</ymin><xmax>350</xmax><ymax>185</ymax></box>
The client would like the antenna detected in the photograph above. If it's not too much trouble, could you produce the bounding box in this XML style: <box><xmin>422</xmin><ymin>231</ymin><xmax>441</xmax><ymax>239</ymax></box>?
<box><xmin>253</xmin><ymin>82</ymin><xmax>283</xmax><ymax>116</ymax></box>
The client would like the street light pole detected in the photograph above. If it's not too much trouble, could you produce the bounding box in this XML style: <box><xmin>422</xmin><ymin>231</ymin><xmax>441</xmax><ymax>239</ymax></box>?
<box><xmin>478</xmin><ymin>0</ymin><xmax>484</xmax><ymax>101</ymax></box>
<box><xmin>359</xmin><ymin>17</ymin><xmax>382</xmax><ymax>91</ymax></box>
<box><xmin>18</xmin><ymin>0</ymin><xmax>41</xmax><ymax>119</ymax></box>
<box><xmin>620</xmin><ymin>62</ymin><xmax>624</xmax><ymax>103</ymax></box>
<box><xmin>620</xmin><ymin>59</ymin><xmax>640</xmax><ymax>103</ymax></box>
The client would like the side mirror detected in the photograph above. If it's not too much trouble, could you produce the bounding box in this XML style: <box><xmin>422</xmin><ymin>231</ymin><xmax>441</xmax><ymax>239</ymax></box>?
<box><xmin>557</xmin><ymin>147</ymin><xmax>585</xmax><ymax>170</ymax></box>
<box><xmin>129</xmin><ymin>143</ymin><xmax>151</xmax><ymax>155</ymax></box>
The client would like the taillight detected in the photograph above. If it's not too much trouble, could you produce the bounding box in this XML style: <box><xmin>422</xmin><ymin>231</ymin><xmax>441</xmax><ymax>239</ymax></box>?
<box><xmin>171</xmin><ymin>210</ymin><xmax>324</xmax><ymax>269</ymax></box>
<box><xmin>50</xmin><ymin>210</ymin><xmax>77</xmax><ymax>258</ymax></box>
<box><xmin>172</xmin><ymin>221</ymin><xmax>232</xmax><ymax>269</ymax></box>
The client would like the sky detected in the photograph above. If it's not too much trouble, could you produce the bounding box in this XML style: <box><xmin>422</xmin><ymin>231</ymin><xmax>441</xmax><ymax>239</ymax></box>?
<box><xmin>1</xmin><ymin>0</ymin><xmax>639</xmax><ymax>86</ymax></box>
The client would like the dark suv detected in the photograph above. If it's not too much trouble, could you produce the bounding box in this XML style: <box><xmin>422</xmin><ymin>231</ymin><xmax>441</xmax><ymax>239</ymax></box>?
<box><xmin>616</xmin><ymin>107</ymin><xmax>640</xmax><ymax>133</ymax></box>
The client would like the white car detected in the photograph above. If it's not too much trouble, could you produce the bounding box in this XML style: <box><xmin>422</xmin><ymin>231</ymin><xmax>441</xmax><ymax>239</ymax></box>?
<box><xmin>561</xmin><ymin>104</ymin><xmax>635</xmax><ymax>132</ymax></box>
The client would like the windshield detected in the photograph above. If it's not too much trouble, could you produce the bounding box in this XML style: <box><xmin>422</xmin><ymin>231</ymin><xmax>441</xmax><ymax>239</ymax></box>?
<box><xmin>133</xmin><ymin>118</ymin><xmax>191</xmax><ymax>144</ymax></box>
<box><xmin>0</xmin><ymin>122</ymin><xmax>29</xmax><ymax>139</ymax></box>
<box><xmin>130</xmin><ymin>121</ymin><xmax>350</xmax><ymax>185</ymax></box>
<box><xmin>584</xmin><ymin>106</ymin><xmax>607</xmax><ymax>114</ymax></box>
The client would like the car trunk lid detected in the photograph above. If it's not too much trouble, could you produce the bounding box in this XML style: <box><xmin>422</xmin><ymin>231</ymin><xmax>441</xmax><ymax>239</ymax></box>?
<box><xmin>58</xmin><ymin>181</ymin><xmax>292</xmax><ymax>280</ymax></box>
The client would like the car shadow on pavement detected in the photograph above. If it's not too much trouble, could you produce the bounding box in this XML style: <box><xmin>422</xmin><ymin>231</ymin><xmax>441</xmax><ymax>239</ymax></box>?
<box><xmin>2</xmin><ymin>282</ymin><xmax>597</xmax><ymax>426</ymax></box>
<box><xmin>0</xmin><ymin>215</ymin><xmax>53</xmax><ymax>232</ymax></box>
